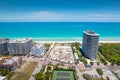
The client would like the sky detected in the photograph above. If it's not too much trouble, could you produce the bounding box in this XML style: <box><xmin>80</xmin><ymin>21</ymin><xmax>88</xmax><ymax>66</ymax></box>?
<box><xmin>0</xmin><ymin>0</ymin><xmax>120</xmax><ymax>22</ymax></box>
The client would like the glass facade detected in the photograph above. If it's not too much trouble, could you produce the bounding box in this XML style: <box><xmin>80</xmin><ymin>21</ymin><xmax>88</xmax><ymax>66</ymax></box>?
<box><xmin>82</xmin><ymin>30</ymin><xmax>99</xmax><ymax>59</ymax></box>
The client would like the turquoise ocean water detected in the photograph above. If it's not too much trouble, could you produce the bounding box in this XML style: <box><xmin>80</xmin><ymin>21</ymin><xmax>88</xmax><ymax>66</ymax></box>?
<box><xmin>0</xmin><ymin>22</ymin><xmax>120</xmax><ymax>41</ymax></box>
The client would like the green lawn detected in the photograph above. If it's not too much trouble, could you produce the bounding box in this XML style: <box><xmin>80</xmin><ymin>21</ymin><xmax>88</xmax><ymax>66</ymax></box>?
<box><xmin>11</xmin><ymin>61</ymin><xmax>38</xmax><ymax>80</ymax></box>
<box><xmin>52</xmin><ymin>70</ymin><xmax>74</xmax><ymax>80</ymax></box>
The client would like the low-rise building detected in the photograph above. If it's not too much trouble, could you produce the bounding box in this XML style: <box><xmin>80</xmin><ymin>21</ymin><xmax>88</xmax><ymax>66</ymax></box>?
<box><xmin>0</xmin><ymin>57</ymin><xmax>22</xmax><ymax>71</ymax></box>
<box><xmin>0</xmin><ymin>38</ymin><xmax>9</xmax><ymax>55</ymax></box>
<box><xmin>8</xmin><ymin>38</ymin><xmax>33</xmax><ymax>55</ymax></box>
<box><xmin>74</xmin><ymin>53</ymin><xmax>79</xmax><ymax>62</ymax></box>
<box><xmin>30</xmin><ymin>43</ymin><xmax>45</xmax><ymax>57</ymax></box>
<box><xmin>0</xmin><ymin>76</ymin><xmax>7</xmax><ymax>80</ymax></box>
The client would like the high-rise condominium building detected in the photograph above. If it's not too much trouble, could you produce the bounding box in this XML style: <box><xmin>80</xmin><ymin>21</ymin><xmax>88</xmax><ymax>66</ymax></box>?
<box><xmin>0</xmin><ymin>38</ymin><xmax>9</xmax><ymax>54</ymax></box>
<box><xmin>8</xmin><ymin>38</ymin><xmax>33</xmax><ymax>55</ymax></box>
<box><xmin>82</xmin><ymin>30</ymin><xmax>99</xmax><ymax>59</ymax></box>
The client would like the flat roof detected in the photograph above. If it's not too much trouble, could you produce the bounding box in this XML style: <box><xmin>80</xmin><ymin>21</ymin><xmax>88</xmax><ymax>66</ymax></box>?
<box><xmin>31</xmin><ymin>43</ymin><xmax>44</xmax><ymax>51</ymax></box>
<box><xmin>0</xmin><ymin>76</ymin><xmax>6</xmax><ymax>80</ymax></box>
<box><xmin>35</xmin><ymin>43</ymin><xmax>44</xmax><ymax>48</ymax></box>
<box><xmin>0</xmin><ymin>38</ymin><xmax>9</xmax><ymax>44</ymax></box>
<box><xmin>0</xmin><ymin>41</ymin><xmax>6</xmax><ymax>44</ymax></box>
<box><xmin>84</xmin><ymin>30</ymin><xmax>99</xmax><ymax>36</ymax></box>
<box><xmin>9</xmin><ymin>38</ymin><xmax>32</xmax><ymax>43</ymax></box>
<box><xmin>0</xmin><ymin>38</ymin><xmax>9</xmax><ymax>40</ymax></box>
<box><xmin>2</xmin><ymin>57</ymin><xmax>21</xmax><ymax>65</ymax></box>
<box><xmin>74</xmin><ymin>53</ymin><xmax>79</xmax><ymax>60</ymax></box>
<box><xmin>52</xmin><ymin>70</ymin><xmax>74</xmax><ymax>80</ymax></box>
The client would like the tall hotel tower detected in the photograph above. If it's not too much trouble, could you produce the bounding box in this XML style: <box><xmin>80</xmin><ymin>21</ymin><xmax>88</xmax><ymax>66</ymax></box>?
<box><xmin>82</xmin><ymin>30</ymin><xmax>99</xmax><ymax>59</ymax></box>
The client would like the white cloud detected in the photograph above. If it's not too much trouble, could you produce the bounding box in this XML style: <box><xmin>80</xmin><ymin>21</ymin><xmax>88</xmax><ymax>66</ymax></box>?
<box><xmin>91</xmin><ymin>13</ymin><xmax>119</xmax><ymax>17</ymax></box>
<box><xmin>20</xmin><ymin>11</ymin><xmax>64</xmax><ymax>21</ymax></box>
<box><xmin>32</xmin><ymin>11</ymin><xmax>56</xmax><ymax>17</ymax></box>
<box><xmin>0</xmin><ymin>11</ymin><xmax>120</xmax><ymax>22</ymax></box>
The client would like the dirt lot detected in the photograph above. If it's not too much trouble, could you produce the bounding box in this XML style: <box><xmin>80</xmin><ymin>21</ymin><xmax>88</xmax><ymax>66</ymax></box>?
<box><xmin>11</xmin><ymin>61</ymin><xmax>38</xmax><ymax>80</ymax></box>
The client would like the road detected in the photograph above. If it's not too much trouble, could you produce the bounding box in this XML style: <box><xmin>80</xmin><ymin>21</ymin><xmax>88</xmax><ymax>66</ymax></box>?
<box><xmin>98</xmin><ymin>51</ymin><xmax>110</xmax><ymax>65</ymax></box>
<box><xmin>25</xmin><ymin>43</ymin><xmax>117</xmax><ymax>80</ymax></box>
<box><xmin>29</xmin><ymin>43</ymin><xmax>55</xmax><ymax>80</ymax></box>
<box><xmin>75</xmin><ymin>63</ymin><xmax>85</xmax><ymax>80</ymax></box>
<box><xmin>28</xmin><ymin>58</ymin><xmax>43</xmax><ymax>80</ymax></box>
<box><xmin>44</xmin><ymin>43</ymin><xmax>55</xmax><ymax>57</ymax></box>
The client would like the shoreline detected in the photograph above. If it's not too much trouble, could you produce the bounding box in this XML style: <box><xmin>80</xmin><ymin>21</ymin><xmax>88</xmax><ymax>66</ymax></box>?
<box><xmin>5</xmin><ymin>37</ymin><xmax>120</xmax><ymax>40</ymax></box>
<box><xmin>35</xmin><ymin>41</ymin><xmax>120</xmax><ymax>43</ymax></box>
<box><xmin>1</xmin><ymin>37</ymin><xmax>120</xmax><ymax>43</ymax></box>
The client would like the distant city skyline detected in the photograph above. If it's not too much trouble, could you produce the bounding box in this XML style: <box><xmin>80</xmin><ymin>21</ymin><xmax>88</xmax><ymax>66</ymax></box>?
<box><xmin>0</xmin><ymin>0</ymin><xmax>120</xmax><ymax>22</ymax></box>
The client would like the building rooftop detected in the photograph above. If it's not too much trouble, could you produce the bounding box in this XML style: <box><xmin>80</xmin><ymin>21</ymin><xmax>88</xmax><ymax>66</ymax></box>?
<box><xmin>1</xmin><ymin>57</ymin><xmax>21</xmax><ymax>65</ymax></box>
<box><xmin>0</xmin><ymin>38</ymin><xmax>9</xmax><ymax>44</ymax></box>
<box><xmin>74</xmin><ymin>53</ymin><xmax>79</xmax><ymax>60</ymax></box>
<box><xmin>0</xmin><ymin>38</ymin><xmax>9</xmax><ymax>41</ymax></box>
<box><xmin>9</xmin><ymin>38</ymin><xmax>32</xmax><ymax>43</ymax></box>
<box><xmin>31</xmin><ymin>43</ymin><xmax>44</xmax><ymax>50</ymax></box>
<box><xmin>30</xmin><ymin>43</ymin><xmax>44</xmax><ymax>55</ymax></box>
<box><xmin>0</xmin><ymin>76</ymin><xmax>7</xmax><ymax>80</ymax></box>
<box><xmin>84</xmin><ymin>30</ymin><xmax>99</xmax><ymax>36</ymax></box>
<box><xmin>3</xmin><ymin>59</ymin><xmax>15</xmax><ymax>64</ymax></box>
<box><xmin>35</xmin><ymin>43</ymin><xmax>44</xmax><ymax>48</ymax></box>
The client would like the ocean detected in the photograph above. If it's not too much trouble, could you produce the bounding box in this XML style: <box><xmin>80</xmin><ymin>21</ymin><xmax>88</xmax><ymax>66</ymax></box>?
<box><xmin>0</xmin><ymin>22</ymin><xmax>120</xmax><ymax>41</ymax></box>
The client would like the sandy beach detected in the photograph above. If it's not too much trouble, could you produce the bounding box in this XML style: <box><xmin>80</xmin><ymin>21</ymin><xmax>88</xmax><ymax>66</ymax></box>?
<box><xmin>35</xmin><ymin>40</ymin><xmax>120</xmax><ymax>43</ymax></box>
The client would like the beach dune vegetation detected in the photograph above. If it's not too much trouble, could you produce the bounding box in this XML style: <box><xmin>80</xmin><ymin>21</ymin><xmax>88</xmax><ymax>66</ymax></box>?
<box><xmin>99</xmin><ymin>43</ymin><xmax>120</xmax><ymax>64</ymax></box>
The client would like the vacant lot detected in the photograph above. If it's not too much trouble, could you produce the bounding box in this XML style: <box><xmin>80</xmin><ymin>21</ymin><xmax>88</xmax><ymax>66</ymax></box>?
<box><xmin>11</xmin><ymin>61</ymin><xmax>38</xmax><ymax>80</ymax></box>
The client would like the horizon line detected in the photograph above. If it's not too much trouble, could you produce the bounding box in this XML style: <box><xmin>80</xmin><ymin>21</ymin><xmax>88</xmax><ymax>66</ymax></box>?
<box><xmin>0</xmin><ymin>21</ymin><xmax>120</xmax><ymax>23</ymax></box>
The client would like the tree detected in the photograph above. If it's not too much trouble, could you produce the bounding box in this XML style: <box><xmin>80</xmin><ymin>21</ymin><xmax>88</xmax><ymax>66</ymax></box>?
<box><xmin>90</xmin><ymin>61</ymin><xmax>94</xmax><ymax>65</ymax></box>
<box><xmin>99</xmin><ymin>43</ymin><xmax>120</xmax><ymax>65</ymax></box>
<box><xmin>75</xmin><ymin>61</ymin><xmax>78</xmax><ymax>65</ymax></box>
<box><xmin>111</xmin><ymin>62</ymin><xmax>114</xmax><ymax>66</ymax></box>
<box><xmin>34</xmin><ymin>72</ymin><xmax>43</xmax><ymax>80</ymax></box>
<box><xmin>6</xmin><ymin>72</ymin><xmax>14</xmax><ymax>80</ymax></box>
<box><xmin>96</xmin><ymin>68</ymin><xmax>103</xmax><ymax>76</ymax></box>
<box><xmin>1</xmin><ymin>69</ymin><xmax>9</xmax><ymax>76</ymax></box>
<box><xmin>82</xmin><ymin>74</ymin><xmax>92</xmax><ymax>80</ymax></box>
<box><xmin>83</xmin><ymin>58</ymin><xmax>87</xmax><ymax>65</ymax></box>
<box><xmin>97</xmin><ymin>62</ymin><xmax>100</xmax><ymax>65</ymax></box>
<box><xmin>104</xmin><ymin>61</ymin><xmax>108</xmax><ymax>65</ymax></box>
<box><xmin>44</xmin><ymin>72</ymin><xmax>51</xmax><ymax>80</ymax></box>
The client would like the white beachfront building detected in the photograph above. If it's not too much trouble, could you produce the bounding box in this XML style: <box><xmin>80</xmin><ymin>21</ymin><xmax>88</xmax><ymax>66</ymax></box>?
<box><xmin>0</xmin><ymin>76</ymin><xmax>7</xmax><ymax>80</ymax></box>
<box><xmin>30</xmin><ymin>43</ymin><xmax>45</xmax><ymax>57</ymax></box>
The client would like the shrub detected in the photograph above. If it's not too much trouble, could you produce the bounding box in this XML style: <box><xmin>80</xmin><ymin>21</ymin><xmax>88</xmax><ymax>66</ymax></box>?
<box><xmin>44</xmin><ymin>72</ymin><xmax>52</xmax><ymax>80</ymax></box>
<box><xmin>34</xmin><ymin>72</ymin><xmax>43</xmax><ymax>80</ymax></box>
<box><xmin>6</xmin><ymin>72</ymin><xmax>14</xmax><ymax>80</ymax></box>
<box><xmin>82</xmin><ymin>74</ymin><xmax>92</xmax><ymax>80</ymax></box>
<box><xmin>83</xmin><ymin>58</ymin><xmax>87</xmax><ymax>65</ymax></box>
<box><xmin>90</xmin><ymin>61</ymin><xmax>94</xmax><ymax>65</ymax></box>
<box><xmin>97</xmin><ymin>62</ymin><xmax>100</xmax><ymax>65</ymax></box>
<box><xmin>1</xmin><ymin>69</ymin><xmax>9</xmax><ymax>76</ymax></box>
<box><xmin>96</xmin><ymin>68</ymin><xmax>103</xmax><ymax>76</ymax></box>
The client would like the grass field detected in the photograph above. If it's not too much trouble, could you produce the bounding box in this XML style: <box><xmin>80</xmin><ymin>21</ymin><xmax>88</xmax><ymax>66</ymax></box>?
<box><xmin>11</xmin><ymin>61</ymin><xmax>38</xmax><ymax>80</ymax></box>
<box><xmin>52</xmin><ymin>70</ymin><xmax>74</xmax><ymax>80</ymax></box>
